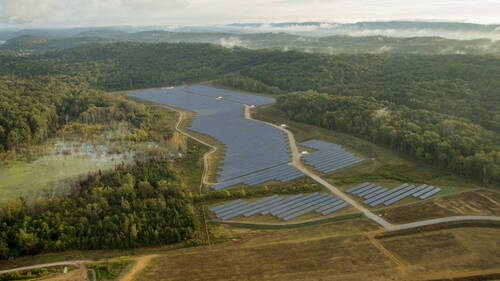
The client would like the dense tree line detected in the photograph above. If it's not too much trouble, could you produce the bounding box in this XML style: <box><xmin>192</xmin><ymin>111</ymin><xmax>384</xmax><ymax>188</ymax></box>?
<box><xmin>276</xmin><ymin>92</ymin><xmax>500</xmax><ymax>184</ymax></box>
<box><xmin>4</xmin><ymin>43</ymin><xmax>498</xmax><ymax>133</ymax></box>
<box><xmin>0</xmin><ymin>42</ymin><xmax>272</xmax><ymax>91</ymax></box>
<box><xmin>0</xmin><ymin>160</ymin><xmax>197</xmax><ymax>259</ymax></box>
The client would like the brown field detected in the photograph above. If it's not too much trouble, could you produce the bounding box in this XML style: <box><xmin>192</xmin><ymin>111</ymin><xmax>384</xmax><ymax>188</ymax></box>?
<box><xmin>380</xmin><ymin>227</ymin><xmax>500</xmax><ymax>279</ymax></box>
<box><xmin>3</xmin><ymin>217</ymin><xmax>500</xmax><ymax>281</ymax></box>
<box><xmin>379</xmin><ymin>189</ymin><xmax>500</xmax><ymax>224</ymax></box>
<box><xmin>131</xmin><ymin>218</ymin><xmax>500</xmax><ymax>281</ymax></box>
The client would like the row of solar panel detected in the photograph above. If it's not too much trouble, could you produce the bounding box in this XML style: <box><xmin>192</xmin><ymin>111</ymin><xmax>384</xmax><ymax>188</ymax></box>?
<box><xmin>299</xmin><ymin>140</ymin><xmax>364</xmax><ymax>174</ymax></box>
<box><xmin>212</xmin><ymin>164</ymin><xmax>304</xmax><ymax>190</ymax></box>
<box><xmin>210</xmin><ymin>193</ymin><xmax>350</xmax><ymax>221</ymax></box>
<box><xmin>178</xmin><ymin>84</ymin><xmax>276</xmax><ymax>106</ymax></box>
<box><xmin>126</xmin><ymin>86</ymin><xmax>292</xmax><ymax>185</ymax></box>
<box><xmin>346</xmin><ymin>182</ymin><xmax>442</xmax><ymax>206</ymax></box>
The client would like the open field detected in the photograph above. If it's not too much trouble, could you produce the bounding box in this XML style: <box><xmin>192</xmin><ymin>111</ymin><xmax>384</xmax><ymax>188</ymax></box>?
<box><xmin>0</xmin><ymin>148</ymin><xmax>129</xmax><ymax>201</ymax></box>
<box><xmin>133</xmin><ymin>218</ymin><xmax>500</xmax><ymax>281</ymax></box>
<box><xmin>380</xmin><ymin>227</ymin><xmax>500</xmax><ymax>279</ymax></box>
<box><xmin>2</xmin><ymin>216</ymin><xmax>500</xmax><ymax>280</ymax></box>
<box><xmin>378</xmin><ymin>189</ymin><xmax>500</xmax><ymax>224</ymax></box>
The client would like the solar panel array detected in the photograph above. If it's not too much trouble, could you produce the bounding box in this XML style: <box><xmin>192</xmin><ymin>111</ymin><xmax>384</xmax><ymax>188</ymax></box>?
<box><xmin>178</xmin><ymin>85</ymin><xmax>276</xmax><ymax>106</ymax></box>
<box><xmin>300</xmin><ymin>140</ymin><xmax>364</xmax><ymax>173</ymax></box>
<box><xmin>212</xmin><ymin>164</ymin><xmax>303</xmax><ymax>190</ymax></box>
<box><xmin>210</xmin><ymin>193</ymin><xmax>350</xmax><ymax>221</ymax></box>
<box><xmin>127</xmin><ymin>86</ymin><xmax>304</xmax><ymax>189</ymax></box>
<box><xmin>346</xmin><ymin>182</ymin><xmax>442</xmax><ymax>206</ymax></box>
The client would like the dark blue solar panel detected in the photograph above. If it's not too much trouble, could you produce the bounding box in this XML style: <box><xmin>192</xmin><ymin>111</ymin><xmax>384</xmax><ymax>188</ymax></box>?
<box><xmin>351</xmin><ymin>183</ymin><xmax>377</xmax><ymax>195</ymax></box>
<box><xmin>127</xmin><ymin>86</ymin><xmax>296</xmax><ymax>189</ymax></box>
<box><xmin>382</xmin><ymin>184</ymin><xmax>428</xmax><ymax>206</ymax></box>
<box><xmin>180</xmin><ymin>85</ymin><xmax>275</xmax><ymax>106</ymax></box>
<box><xmin>369</xmin><ymin>185</ymin><xmax>416</xmax><ymax>206</ymax></box>
<box><xmin>282</xmin><ymin>196</ymin><xmax>338</xmax><ymax>221</ymax></box>
<box><xmin>299</xmin><ymin>140</ymin><xmax>364</xmax><ymax>173</ymax></box>
<box><xmin>363</xmin><ymin>183</ymin><xmax>409</xmax><ymax>205</ymax></box>
<box><xmin>346</xmin><ymin>182</ymin><xmax>371</xmax><ymax>193</ymax></box>
<box><xmin>262</xmin><ymin>194</ymin><xmax>306</xmax><ymax>215</ymax></box>
<box><xmin>364</xmin><ymin>187</ymin><xmax>389</xmax><ymax>199</ymax></box>
<box><xmin>315</xmin><ymin>199</ymin><xmax>344</xmax><ymax>213</ymax></box>
<box><xmin>412</xmin><ymin>185</ymin><xmax>433</xmax><ymax>197</ymax></box>
<box><xmin>419</xmin><ymin>188</ymin><xmax>441</xmax><ymax>199</ymax></box>
<box><xmin>210</xmin><ymin>199</ymin><xmax>243</xmax><ymax>212</ymax></box>
<box><xmin>210</xmin><ymin>193</ymin><xmax>349</xmax><ymax>222</ymax></box>
<box><xmin>356</xmin><ymin>185</ymin><xmax>381</xmax><ymax>197</ymax></box>
<box><xmin>278</xmin><ymin>195</ymin><xmax>334</xmax><ymax>219</ymax></box>
<box><xmin>321</xmin><ymin>202</ymin><xmax>350</xmax><ymax>215</ymax></box>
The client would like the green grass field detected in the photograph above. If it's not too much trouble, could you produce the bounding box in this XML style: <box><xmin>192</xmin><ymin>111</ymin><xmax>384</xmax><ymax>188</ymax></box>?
<box><xmin>0</xmin><ymin>153</ymin><xmax>124</xmax><ymax>201</ymax></box>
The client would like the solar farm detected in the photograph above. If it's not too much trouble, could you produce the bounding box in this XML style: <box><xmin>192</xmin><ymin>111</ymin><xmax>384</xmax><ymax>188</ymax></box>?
<box><xmin>300</xmin><ymin>140</ymin><xmax>364</xmax><ymax>173</ymax></box>
<box><xmin>127</xmin><ymin>85</ymin><xmax>305</xmax><ymax>189</ymax></box>
<box><xmin>210</xmin><ymin>192</ymin><xmax>350</xmax><ymax>221</ymax></box>
<box><xmin>346</xmin><ymin>182</ymin><xmax>442</xmax><ymax>207</ymax></box>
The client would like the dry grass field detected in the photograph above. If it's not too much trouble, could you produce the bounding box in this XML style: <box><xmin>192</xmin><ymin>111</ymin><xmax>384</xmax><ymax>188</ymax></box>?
<box><xmin>131</xmin><ymin>218</ymin><xmax>500</xmax><ymax>281</ymax></box>
<box><xmin>379</xmin><ymin>189</ymin><xmax>500</xmax><ymax>224</ymax></box>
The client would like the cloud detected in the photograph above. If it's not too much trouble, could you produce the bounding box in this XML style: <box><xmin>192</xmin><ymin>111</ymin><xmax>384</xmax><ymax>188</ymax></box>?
<box><xmin>218</xmin><ymin>36</ymin><xmax>246</xmax><ymax>48</ymax></box>
<box><xmin>0</xmin><ymin>0</ymin><xmax>499</xmax><ymax>27</ymax></box>
<box><xmin>0</xmin><ymin>0</ymin><xmax>189</xmax><ymax>26</ymax></box>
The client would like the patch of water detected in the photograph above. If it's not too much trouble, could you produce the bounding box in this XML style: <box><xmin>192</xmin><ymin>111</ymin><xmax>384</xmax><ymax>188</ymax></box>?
<box><xmin>54</xmin><ymin>140</ymin><xmax>136</xmax><ymax>161</ymax></box>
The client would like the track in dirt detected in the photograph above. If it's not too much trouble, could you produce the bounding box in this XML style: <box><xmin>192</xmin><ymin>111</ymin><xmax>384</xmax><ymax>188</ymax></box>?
<box><xmin>119</xmin><ymin>255</ymin><xmax>158</xmax><ymax>281</ymax></box>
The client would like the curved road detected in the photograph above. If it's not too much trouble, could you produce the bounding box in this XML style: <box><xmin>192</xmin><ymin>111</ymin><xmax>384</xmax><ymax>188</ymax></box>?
<box><xmin>171</xmin><ymin>107</ymin><xmax>218</xmax><ymax>186</ymax></box>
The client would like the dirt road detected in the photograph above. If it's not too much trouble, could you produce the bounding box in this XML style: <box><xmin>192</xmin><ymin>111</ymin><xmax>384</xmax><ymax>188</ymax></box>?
<box><xmin>120</xmin><ymin>255</ymin><xmax>158</xmax><ymax>281</ymax></box>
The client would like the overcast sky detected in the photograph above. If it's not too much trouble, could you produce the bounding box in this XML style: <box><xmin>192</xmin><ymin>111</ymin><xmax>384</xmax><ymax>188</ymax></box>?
<box><xmin>1</xmin><ymin>0</ymin><xmax>499</xmax><ymax>27</ymax></box>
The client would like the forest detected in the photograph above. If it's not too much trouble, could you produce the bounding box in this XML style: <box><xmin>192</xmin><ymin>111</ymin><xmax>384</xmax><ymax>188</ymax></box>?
<box><xmin>2</xmin><ymin>30</ymin><xmax>500</xmax><ymax>55</ymax></box>
<box><xmin>0</xmin><ymin>160</ymin><xmax>197</xmax><ymax>259</ymax></box>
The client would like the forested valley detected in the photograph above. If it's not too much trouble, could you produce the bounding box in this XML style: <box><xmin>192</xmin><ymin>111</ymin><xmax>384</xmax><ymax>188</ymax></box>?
<box><xmin>0</xmin><ymin>41</ymin><xmax>499</xmax><ymax>259</ymax></box>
